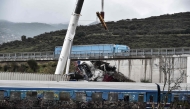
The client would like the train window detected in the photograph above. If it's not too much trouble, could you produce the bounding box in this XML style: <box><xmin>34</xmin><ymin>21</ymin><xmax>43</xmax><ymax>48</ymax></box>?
<box><xmin>76</xmin><ymin>92</ymin><xmax>86</xmax><ymax>102</ymax></box>
<box><xmin>188</xmin><ymin>95</ymin><xmax>190</xmax><ymax>102</ymax></box>
<box><xmin>174</xmin><ymin>95</ymin><xmax>179</xmax><ymax>102</ymax></box>
<box><xmin>161</xmin><ymin>93</ymin><xmax>172</xmax><ymax>103</ymax></box>
<box><xmin>43</xmin><ymin>92</ymin><xmax>54</xmax><ymax>100</ymax></box>
<box><xmin>161</xmin><ymin>94</ymin><xmax>167</xmax><ymax>102</ymax></box>
<box><xmin>164</xmin><ymin>96</ymin><xmax>168</xmax><ymax>102</ymax></box>
<box><xmin>0</xmin><ymin>91</ymin><xmax>4</xmax><ymax>100</ymax></box>
<box><xmin>130</xmin><ymin>94</ymin><xmax>136</xmax><ymax>101</ymax></box>
<box><xmin>121</xmin><ymin>50</ymin><xmax>126</xmax><ymax>53</ymax></box>
<box><xmin>149</xmin><ymin>95</ymin><xmax>153</xmax><ymax>102</ymax></box>
<box><xmin>181</xmin><ymin>95</ymin><xmax>186</xmax><ymax>101</ymax></box>
<box><xmin>59</xmin><ymin>92</ymin><xmax>70</xmax><ymax>101</ymax></box>
<box><xmin>92</xmin><ymin>92</ymin><xmax>102</xmax><ymax>101</ymax></box>
<box><xmin>124</xmin><ymin>95</ymin><xmax>129</xmax><ymax>102</ymax></box>
<box><xmin>138</xmin><ymin>94</ymin><xmax>144</xmax><ymax>102</ymax></box>
<box><xmin>108</xmin><ymin>93</ymin><xmax>118</xmax><ymax>101</ymax></box>
<box><xmin>10</xmin><ymin>91</ymin><xmax>21</xmax><ymax>100</ymax></box>
<box><xmin>26</xmin><ymin>91</ymin><xmax>37</xmax><ymax>100</ymax></box>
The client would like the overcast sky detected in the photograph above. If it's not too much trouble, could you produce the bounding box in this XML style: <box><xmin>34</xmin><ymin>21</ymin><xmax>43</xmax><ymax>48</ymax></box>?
<box><xmin>0</xmin><ymin>0</ymin><xmax>190</xmax><ymax>25</ymax></box>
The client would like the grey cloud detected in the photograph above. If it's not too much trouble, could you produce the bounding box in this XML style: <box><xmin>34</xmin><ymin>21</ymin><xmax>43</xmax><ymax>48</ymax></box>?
<box><xmin>0</xmin><ymin>0</ymin><xmax>190</xmax><ymax>25</ymax></box>
<box><xmin>178</xmin><ymin>0</ymin><xmax>190</xmax><ymax>8</ymax></box>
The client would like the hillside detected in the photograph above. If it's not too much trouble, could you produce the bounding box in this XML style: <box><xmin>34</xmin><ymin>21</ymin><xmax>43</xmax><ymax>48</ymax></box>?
<box><xmin>0</xmin><ymin>12</ymin><xmax>190</xmax><ymax>53</ymax></box>
<box><xmin>0</xmin><ymin>20</ymin><xmax>68</xmax><ymax>44</ymax></box>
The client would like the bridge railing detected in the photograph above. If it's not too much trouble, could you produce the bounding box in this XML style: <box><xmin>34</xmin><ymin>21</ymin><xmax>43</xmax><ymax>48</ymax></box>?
<box><xmin>69</xmin><ymin>52</ymin><xmax>130</xmax><ymax>58</ymax></box>
<box><xmin>0</xmin><ymin>51</ymin><xmax>55</xmax><ymax>60</ymax></box>
<box><xmin>0</xmin><ymin>47</ymin><xmax>190</xmax><ymax>61</ymax></box>
<box><xmin>130</xmin><ymin>47</ymin><xmax>190</xmax><ymax>56</ymax></box>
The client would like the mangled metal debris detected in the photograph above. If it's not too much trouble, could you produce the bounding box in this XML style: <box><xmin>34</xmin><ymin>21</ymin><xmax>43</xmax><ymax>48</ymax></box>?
<box><xmin>68</xmin><ymin>61</ymin><xmax>135</xmax><ymax>82</ymax></box>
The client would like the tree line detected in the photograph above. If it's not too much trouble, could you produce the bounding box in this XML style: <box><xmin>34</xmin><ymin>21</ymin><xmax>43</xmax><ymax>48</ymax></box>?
<box><xmin>0</xmin><ymin>12</ymin><xmax>190</xmax><ymax>53</ymax></box>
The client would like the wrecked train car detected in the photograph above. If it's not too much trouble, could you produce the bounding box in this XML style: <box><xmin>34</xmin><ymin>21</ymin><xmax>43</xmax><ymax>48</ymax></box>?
<box><xmin>55</xmin><ymin>44</ymin><xmax>130</xmax><ymax>56</ymax></box>
<box><xmin>69</xmin><ymin>61</ymin><xmax>134</xmax><ymax>82</ymax></box>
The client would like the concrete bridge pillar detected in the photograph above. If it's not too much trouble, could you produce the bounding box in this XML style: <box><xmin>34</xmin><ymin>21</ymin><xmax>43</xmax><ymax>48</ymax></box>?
<box><xmin>105</xmin><ymin>56</ymin><xmax>188</xmax><ymax>83</ymax></box>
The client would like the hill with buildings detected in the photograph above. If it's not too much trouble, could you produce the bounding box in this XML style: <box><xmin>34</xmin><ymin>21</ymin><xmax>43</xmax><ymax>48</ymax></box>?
<box><xmin>0</xmin><ymin>12</ymin><xmax>190</xmax><ymax>53</ymax></box>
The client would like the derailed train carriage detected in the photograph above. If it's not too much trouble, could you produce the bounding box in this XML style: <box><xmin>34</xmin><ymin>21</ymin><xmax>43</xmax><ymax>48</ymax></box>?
<box><xmin>0</xmin><ymin>81</ymin><xmax>190</xmax><ymax>108</ymax></box>
<box><xmin>55</xmin><ymin>44</ymin><xmax>130</xmax><ymax>56</ymax></box>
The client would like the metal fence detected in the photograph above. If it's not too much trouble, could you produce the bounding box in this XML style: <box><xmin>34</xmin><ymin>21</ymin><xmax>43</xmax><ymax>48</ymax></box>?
<box><xmin>0</xmin><ymin>72</ymin><xmax>68</xmax><ymax>81</ymax></box>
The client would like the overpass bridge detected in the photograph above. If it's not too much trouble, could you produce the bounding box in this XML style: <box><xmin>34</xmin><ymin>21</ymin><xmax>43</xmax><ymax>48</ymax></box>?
<box><xmin>0</xmin><ymin>47</ymin><xmax>190</xmax><ymax>62</ymax></box>
<box><xmin>0</xmin><ymin>47</ymin><xmax>190</xmax><ymax>83</ymax></box>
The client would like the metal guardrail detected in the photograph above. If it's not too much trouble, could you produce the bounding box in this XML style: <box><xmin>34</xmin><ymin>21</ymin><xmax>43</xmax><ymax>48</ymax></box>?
<box><xmin>0</xmin><ymin>47</ymin><xmax>190</xmax><ymax>61</ymax></box>
<box><xmin>0</xmin><ymin>51</ymin><xmax>55</xmax><ymax>61</ymax></box>
<box><xmin>130</xmin><ymin>47</ymin><xmax>190</xmax><ymax>56</ymax></box>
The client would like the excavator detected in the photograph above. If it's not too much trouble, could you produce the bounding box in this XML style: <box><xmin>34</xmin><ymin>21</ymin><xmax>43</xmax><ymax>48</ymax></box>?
<box><xmin>55</xmin><ymin>0</ymin><xmax>134</xmax><ymax>82</ymax></box>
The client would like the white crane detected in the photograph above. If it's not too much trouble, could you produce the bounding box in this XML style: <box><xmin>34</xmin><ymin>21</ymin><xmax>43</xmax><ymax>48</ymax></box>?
<box><xmin>55</xmin><ymin>0</ymin><xmax>84</xmax><ymax>75</ymax></box>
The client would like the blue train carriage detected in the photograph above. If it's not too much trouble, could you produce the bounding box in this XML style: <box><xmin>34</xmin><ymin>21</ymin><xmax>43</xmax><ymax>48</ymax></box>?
<box><xmin>54</xmin><ymin>44</ymin><xmax>130</xmax><ymax>57</ymax></box>
<box><xmin>114</xmin><ymin>44</ymin><xmax>130</xmax><ymax>53</ymax></box>
<box><xmin>0</xmin><ymin>81</ymin><xmax>157</xmax><ymax>108</ymax></box>
<box><xmin>157</xmin><ymin>83</ymin><xmax>190</xmax><ymax>107</ymax></box>
<box><xmin>0</xmin><ymin>81</ymin><xmax>189</xmax><ymax>108</ymax></box>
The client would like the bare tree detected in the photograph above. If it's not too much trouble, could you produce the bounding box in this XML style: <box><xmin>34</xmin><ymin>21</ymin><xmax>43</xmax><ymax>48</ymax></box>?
<box><xmin>156</xmin><ymin>56</ymin><xmax>188</xmax><ymax>109</ymax></box>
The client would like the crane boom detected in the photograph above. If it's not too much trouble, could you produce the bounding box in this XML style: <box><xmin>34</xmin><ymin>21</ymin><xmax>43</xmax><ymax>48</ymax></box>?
<box><xmin>55</xmin><ymin>0</ymin><xmax>84</xmax><ymax>75</ymax></box>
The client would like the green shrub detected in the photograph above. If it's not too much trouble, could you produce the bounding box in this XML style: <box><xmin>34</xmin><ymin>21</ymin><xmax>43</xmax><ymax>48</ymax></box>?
<box><xmin>3</xmin><ymin>65</ymin><xmax>8</xmax><ymax>72</ymax></box>
<box><xmin>0</xmin><ymin>66</ymin><xmax>2</xmax><ymax>71</ymax></box>
<box><xmin>27</xmin><ymin>60</ymin><xmax>38</xmax><ymax>72</ymax></box>
<box><xmin>10</xmin><ymin>62</ymin><xmax>19</xmax><ymax>72</ymax></box>
<box><xmin>19</xmin><ymin>64</ymin><xmax>28</xmax><ymax>72</ymax></box>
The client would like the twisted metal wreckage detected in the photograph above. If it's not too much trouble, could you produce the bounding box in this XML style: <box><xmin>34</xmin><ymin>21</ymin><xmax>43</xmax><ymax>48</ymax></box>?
<box><xmin>69</xmin><ymin>61</ymin><xmax>134</xmax><ymax>82</ymax></box>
